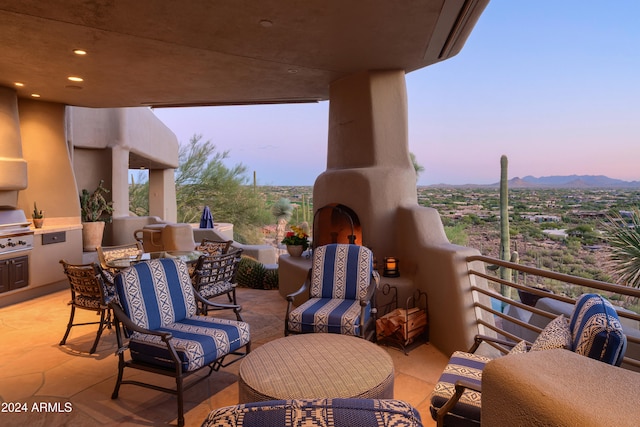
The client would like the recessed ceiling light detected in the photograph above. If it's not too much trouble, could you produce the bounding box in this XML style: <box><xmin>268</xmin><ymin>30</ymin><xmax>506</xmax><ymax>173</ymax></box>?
<box><xmin>259</xmin><ymin>19</ymin><xmax>273</xmax><ymax>28</ymax></box>
<box><xmin>68</xmin><ymin>76</ymin><xmax>83</xmax><ymax>82</ymax></box>
<box><xmin>73</xmin><ymin>49</ymin><xmax>87</xmax><ymax>55</ymax></box>
<box><xmin>31</xmin><ymin>93</ymin><xmax>40</xmax><ymax>98</ymax></box>
<box><xmin>14</xmin><ymin>82</ymin><xmax>24</xmax><ymax>87</ymax></box>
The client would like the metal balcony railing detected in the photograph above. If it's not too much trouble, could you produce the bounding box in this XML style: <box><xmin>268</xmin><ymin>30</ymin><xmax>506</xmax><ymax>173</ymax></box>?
<box><xmin>467</xmin><ymin>254</ymin><xmax>640</xmax><ymax>370</ymax></box>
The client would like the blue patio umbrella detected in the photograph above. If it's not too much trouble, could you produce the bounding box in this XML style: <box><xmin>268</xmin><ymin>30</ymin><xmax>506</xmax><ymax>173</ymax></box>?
<box><xmin>199</xmin><ymin>206</ymin><xmax>214</xmax><ymax>228</ymax></box>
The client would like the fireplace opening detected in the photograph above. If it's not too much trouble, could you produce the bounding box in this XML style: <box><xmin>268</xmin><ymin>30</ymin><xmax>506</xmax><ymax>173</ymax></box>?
<box><xmin>312</xmin><ymin>204</ymin><xmax>362</xmax><ymax>249</ymax></box>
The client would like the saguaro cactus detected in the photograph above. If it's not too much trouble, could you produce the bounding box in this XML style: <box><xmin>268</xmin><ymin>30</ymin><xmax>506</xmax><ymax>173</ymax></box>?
<box><xmin>499</xmin><ymin>155</ymin><xmax>512</xmax><ymax>298</ymax></box>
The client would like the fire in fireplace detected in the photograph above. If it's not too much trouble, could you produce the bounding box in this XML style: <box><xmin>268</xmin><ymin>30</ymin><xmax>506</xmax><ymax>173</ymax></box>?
<box><xmin>312</xmin><ymin>204</ymin><xmax>362</xmax><ymax>249</ymax></box>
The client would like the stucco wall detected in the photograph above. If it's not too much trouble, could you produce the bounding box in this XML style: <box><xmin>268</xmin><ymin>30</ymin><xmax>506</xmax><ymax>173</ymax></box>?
<box><xmin>16</xmin><ymin>100</ymin><xmax>80</xmax><ymax>221</ymax></box>
<box><xmin>482</xmin><ymin>349</ymin><xmax>640</xmax><ymax>426</ymax></box>
<box><xmin>0</xmin><ymin>87</ymin><xmax>27</xmax><ymax>207</ymax></box>
<box><xmin>68</xmin><ymin>107</ymin><xmax>178</xmax><ymax>168</ymax></box>
<box><xmin>396</xmin><ymin>205</ymin><xmax>488</xmax><ymax>354</ymax></box>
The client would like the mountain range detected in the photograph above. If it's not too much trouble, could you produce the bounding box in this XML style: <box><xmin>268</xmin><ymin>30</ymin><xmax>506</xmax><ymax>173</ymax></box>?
<box><xmin>429</xmin><ymin>175</ymin><xmax>640</xmax><ymax>189</ymax></box>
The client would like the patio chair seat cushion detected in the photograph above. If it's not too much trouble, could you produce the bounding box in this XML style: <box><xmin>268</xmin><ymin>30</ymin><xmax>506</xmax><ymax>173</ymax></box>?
<box><xmin>74</xmin><ymin>294</ymin><xmax>103</xmax><ymax>309</ymax></box>
<box><xmin>129</xmin><ymin>316</ymin><xmax>250</xmax><ymax>371</ymax></box>
<box><xmin>198</xmin><ymin>281</ymin><xmax>235</xmax><ymax>299</ymax></box>
<box><xmin>569</xmin><ymin>293</ymin><xmax>626</xmax><ymax>365</ymax></box>
<box><xmin>115</xmin><ymin>258</ymin><xmax>250</xmax><ymax>371</ymax></box>
<box><xmin>287</xmin><ymin>297</ymin><xmax>370</xmax><ymax>336</ymax></box>
<box><xmin>430</xmin><ymin>351</ymin><xmax>491</xmax><ymax>425</ymax></box>
<box><xmin>202</xmin><ymin>398</ymin><xmax>423</xmax><ymax>427</ymax></box>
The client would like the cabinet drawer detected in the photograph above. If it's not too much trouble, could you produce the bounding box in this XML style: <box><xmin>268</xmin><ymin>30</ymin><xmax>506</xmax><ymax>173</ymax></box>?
<box><xmin>42</xmin><ymin>231</ymin><xmax>66</xmax><ymax>245</ymax></box>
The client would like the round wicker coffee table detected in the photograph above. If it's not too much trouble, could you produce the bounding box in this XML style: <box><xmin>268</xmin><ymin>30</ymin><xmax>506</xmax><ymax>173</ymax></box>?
<box><xmin>238</xmin><ymin>333</ymin><xmax>394</xmax><ymax>403</ymax></box>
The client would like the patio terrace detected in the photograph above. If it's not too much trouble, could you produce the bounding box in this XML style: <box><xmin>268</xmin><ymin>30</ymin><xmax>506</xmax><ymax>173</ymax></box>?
<box><xmin>0</xmin><ymin>286</ymin><xmax>445</xmax><ymax>427</ymax></box>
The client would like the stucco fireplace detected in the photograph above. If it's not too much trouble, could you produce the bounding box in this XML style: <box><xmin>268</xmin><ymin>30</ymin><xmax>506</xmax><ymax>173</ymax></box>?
<box><xmin>312</xmin><ymin>204</ymin><xmax>362</xmax><ymax>249</ymax></box>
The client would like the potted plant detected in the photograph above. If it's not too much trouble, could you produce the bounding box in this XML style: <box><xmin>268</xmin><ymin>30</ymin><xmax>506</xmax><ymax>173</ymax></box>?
<box><xmin>281</xmin><ymin>225</ymin><xmax>310</xmax><ymax>257</ymax></box>
<box><xmin>80</xmin><ymin>180</ymin><xmax>114</xmax><ymax>251</ymax></box>
<box><xmin>32</xmin><ymin>202</ymin><xmax>44</xmax><ymax>229</ymax></box>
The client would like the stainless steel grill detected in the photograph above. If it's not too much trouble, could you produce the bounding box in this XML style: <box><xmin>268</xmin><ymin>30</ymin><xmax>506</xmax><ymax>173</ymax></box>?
<box><xmin>0</xmin><ymin>210</ymin><xmax>34</xmax><ymax>255</ymax></box>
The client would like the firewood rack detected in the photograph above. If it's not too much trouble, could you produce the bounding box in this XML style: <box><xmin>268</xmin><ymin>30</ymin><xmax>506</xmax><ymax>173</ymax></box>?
<box><xmin>375</xmin><ymin>283</ymin><xmax>429</xmax><ymax>355</ymax></box>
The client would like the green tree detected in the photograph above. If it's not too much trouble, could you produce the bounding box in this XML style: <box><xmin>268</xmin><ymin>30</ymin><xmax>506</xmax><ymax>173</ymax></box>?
<box><xmin>175</xmin><ymin>134</ymin><xmax>269</xmax><ymax>244</ymax></box>
<box><xmin>602</xmin><ymin>209</ymin><xmax>640</xmax><ymax>288</ymax></box>
<box><xmin>128</xmin><ymin>172</ymin><xmax>149</xmax><ymax>216</ymax></box>
<box><xmin>271</xmin><ymin>198</ymin><xmax>294</xmax><ymax>243</ymax></box>
<box><xmin>271</xmin><ymin>198</ymin><xmax>293</xmax><ymax>224</ymax></box>
<box><xmin>444</xmin><ymin>224</ymin><xmax>469</xmax><ymax>246</ymax></box>
<box><xmin>410</xmin><ymin>152</ymin><xmax>424</xmax><ymax>181</ymax></box>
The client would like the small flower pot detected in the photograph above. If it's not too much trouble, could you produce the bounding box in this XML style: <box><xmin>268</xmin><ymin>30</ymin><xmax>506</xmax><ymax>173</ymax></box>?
<box><xmin>33</xmin><ymin>218</ymin><xmax>44</xmax><ymax>229</ymax></box>
<box><xmin>286</xmin><ymin>245</ymin><xmax>304</xmax><ymax>257</ymax></box>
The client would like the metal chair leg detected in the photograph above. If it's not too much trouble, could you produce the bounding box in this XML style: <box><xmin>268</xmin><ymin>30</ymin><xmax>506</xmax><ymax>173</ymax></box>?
<box><xmin>89</xmin><ymin>309</ymin><xmax>107</xmax><ymax>354</ymax></box>
<box><xmin>59</xmin><ymin>305</ymin><xmax>76</xmax><ymax>345</ymax></box>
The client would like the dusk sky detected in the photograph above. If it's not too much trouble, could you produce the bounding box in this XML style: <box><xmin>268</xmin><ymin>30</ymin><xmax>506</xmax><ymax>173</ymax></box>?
<box><xmin>153</xmin><ymin>1</ymin><xmax>640</xmax><ymax>186</ymax></box>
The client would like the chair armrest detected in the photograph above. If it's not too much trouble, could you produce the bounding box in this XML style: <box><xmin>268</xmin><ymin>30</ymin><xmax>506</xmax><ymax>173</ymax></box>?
<box><xmin>360</xmin><ymin>276</ymin><xmax>378</xmax><ymax>307</ymax></box>
<box><xmin>436</xmin><ymin>378</ymin><xmax>482</xmax><ymax>425</ymax></box>
<box><xmin>109</xmin><ymin>301</ymin><xmax>173</xmax><ymax>340</ymax></box>
<box><xmin>193</xmin><ymin>290</ymin><xmax>244</xmax><ymax>320</ymax></box>
<box><xmin>455</xmin><ymin>378</ymin><xmax>482</xmax><ymax>394</ymax></box>
<box><xmin>286</xmin><ymin>269</ymin><xmax>311</xmax><ymax>302</ymax></box>
<box><xmin>468</xmin><ymin>334</ymin><xmax>522</xmax><ymax>354</ymax></box>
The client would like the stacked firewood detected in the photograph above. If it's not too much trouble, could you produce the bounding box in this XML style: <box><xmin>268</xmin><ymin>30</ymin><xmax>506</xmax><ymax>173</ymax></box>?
<box><xmin>376</xmin><ymin>307</ymin><xmax>427</xmax><ymax>343</ymax></box>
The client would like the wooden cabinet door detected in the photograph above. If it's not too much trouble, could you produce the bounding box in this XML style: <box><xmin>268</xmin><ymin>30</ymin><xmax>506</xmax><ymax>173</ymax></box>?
<box><xmin>9</xmin><ymin>255</ymin><xmax>29</xmax><ymax>290</ymax></box>
<box><xmin>0</xmin><ymin>255</ymin><xmax>29</xmax><ymax>293</ymax></box>
<box><xmin>0</xmin><ymin>259</ymin><xmax>9</xmax><ymax>293</ymax></box>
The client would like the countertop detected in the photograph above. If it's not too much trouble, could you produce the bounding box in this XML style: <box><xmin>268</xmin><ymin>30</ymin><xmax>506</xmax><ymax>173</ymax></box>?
<box><xmin>31</xmin><ymin>218</ymin><xmax>83</xmax><ymax>235</ymax></box>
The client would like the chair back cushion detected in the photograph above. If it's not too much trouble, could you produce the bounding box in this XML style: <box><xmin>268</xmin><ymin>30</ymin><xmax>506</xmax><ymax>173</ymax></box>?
<box><xmin>568</xmin><ymin>293</ymin><xmax>627</xmax><ymax>366</ymax></box>
<box><xmin>61</xmin><ymin>261</ymin><xmax>108</xmax><ymax>309</ymax></box>
<box><xmin>115</xmin><ymin>259</ymin><xmax>197</xmax><ymax>330</ymax></box>
<box><xmin>196</xmin><ymin>239</ymin><xmax>233</xmax><ymax>256</ymax></box>
<box><xmin>193</xmin><ymin>250</ymin><xmax>242</xmax><ymax>286</ymax></box>
<box><xmin>310</xmin><ymin>244</ymin><xmax>373</xmax><ymax>300</ymax></box>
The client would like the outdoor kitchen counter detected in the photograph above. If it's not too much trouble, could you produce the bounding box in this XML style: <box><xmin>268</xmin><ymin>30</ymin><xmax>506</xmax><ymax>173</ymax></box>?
<box><xmin>31</xmin><ymin>223</ymin><xmax>82</xmax><ymax>293</ymax></box>
<box><xmin>31</xmin><ymin>218</ymin><xmax>82</xmax><ymax>234</ymax></box>
<box><xmin>0</xmin><ymin>221</ymin><xmax>83</xmax><ymax>307</ymax></box>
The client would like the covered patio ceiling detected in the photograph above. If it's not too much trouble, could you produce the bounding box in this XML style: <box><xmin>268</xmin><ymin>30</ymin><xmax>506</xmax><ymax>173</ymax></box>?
<box><xmin>0</xmin><ymin>0</ymin><xmax>488</xmax><ymax>108</ymax></box>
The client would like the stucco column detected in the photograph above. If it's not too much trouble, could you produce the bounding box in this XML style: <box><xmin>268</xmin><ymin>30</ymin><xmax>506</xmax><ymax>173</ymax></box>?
<box><xmin>111</xmin><ymin>146</ymin><xmax>130</xmax><ymax>218</ymax></box>
<box><xmin>0</xmin><ymin>86</ymin><xmax>27</xmax><ymax>208</ymax></box>
<box><xmin>149</xmin><ymin>168</ymin><xmax>177</xmax><ymax>222</ymax></box>
<box><xmin>314</xmin><ymin>70</ymin><xmax>417</xmax><ymax>259</ymax></box>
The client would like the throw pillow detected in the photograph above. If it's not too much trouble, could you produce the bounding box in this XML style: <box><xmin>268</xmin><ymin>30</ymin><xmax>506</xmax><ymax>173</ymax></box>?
<box><xmin>507</xmin><ymin>340</ymin><xmax>528</xmax><ymax>355</ymax></box>
<box><xmin>531</xmin><ymin>315</ymin><xmax>571</xmax><ymax>351</ymax></box>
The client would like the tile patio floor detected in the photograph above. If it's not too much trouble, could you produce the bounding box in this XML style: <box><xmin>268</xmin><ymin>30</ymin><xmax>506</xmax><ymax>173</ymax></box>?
<box><xmin>0</xmin><ymin>286</ymin><xmax>447</xmax><ymax>426</ymax></box>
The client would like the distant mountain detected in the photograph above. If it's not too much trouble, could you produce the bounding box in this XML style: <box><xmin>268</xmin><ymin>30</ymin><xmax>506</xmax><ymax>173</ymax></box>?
<box><xmin>518</xmin><ymin>175</ymin><xmax>639</xmax><ymax>188</ymax></box>
<box><xmin>427</xmin><ymin>175</ymin><xmax>640</xmax><ymax>189</ymax></box>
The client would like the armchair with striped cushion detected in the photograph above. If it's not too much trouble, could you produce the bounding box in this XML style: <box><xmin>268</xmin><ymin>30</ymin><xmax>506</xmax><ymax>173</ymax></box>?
<box><xmin>285</xmin><ymin>244</ymin><xmax>378</xmax><ymax>339</ymax></box>
<box><xmin>429</xmin><ymin>293</ymin><xmax>627</xmax><ymax>427</ymax></box>
<box><xmin>110</xmin><ymin>258</ymin><xmax>251</xmax><ymax>427</ymax></box>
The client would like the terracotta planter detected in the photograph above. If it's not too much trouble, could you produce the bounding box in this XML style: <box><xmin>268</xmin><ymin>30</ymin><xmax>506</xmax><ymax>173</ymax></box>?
<box><xmin>82</xmin><ymin>221</ymin><xmax>105</xmax><ymax>252</ymax></box>
<box><xmin>33</xmin><ymin>218</ymin><xmax>44</xmax><ymax>229</ymax></box>
<box><xmin>286</xmin><ymin>245</ymin><xmax>304</xmax><ymax>257</ymax></box>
